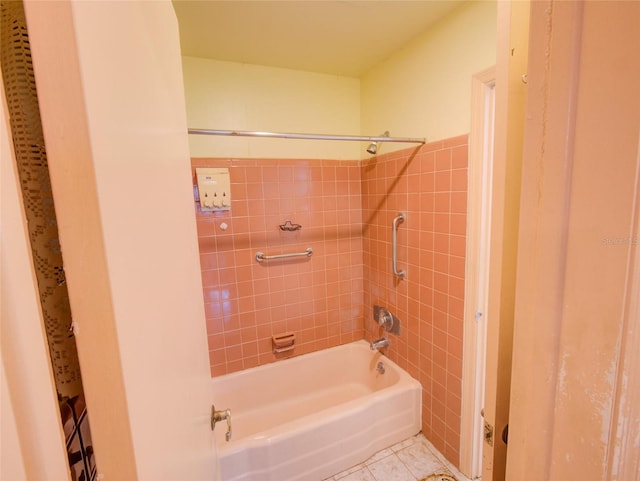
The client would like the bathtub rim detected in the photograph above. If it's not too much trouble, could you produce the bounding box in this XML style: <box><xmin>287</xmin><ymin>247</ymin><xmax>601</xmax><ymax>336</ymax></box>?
<box><xmin>210</xmin><ymin>339</ymin><xmax>411</xmax><ymax>387</ymax></box>
<box><xmin>211</xmin><ymin>339</ymin><xmax>421</xmax><ymax>455</ymax></box>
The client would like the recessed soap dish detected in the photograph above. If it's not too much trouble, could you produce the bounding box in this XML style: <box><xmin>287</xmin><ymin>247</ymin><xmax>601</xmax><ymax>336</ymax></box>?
<box><xmin>272</xmin><ymin>332</ymin><xmax>296</xmax><ymax>353</ymax></box>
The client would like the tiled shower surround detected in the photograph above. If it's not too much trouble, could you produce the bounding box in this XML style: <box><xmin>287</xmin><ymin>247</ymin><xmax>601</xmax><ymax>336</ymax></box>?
<box><xmin>192</xmin><ymin>134</ymin><xmax>468</xmax><ymax>465</ymax></box>
<box><xmin>192</xmin><ymin>157</ymin><xmax>365</xmax><ymax>374</ymax></box>
<box><xmin>361</xmin><ymin>135</ymin><xmax>468</xmax><ymax>463</ymax></box>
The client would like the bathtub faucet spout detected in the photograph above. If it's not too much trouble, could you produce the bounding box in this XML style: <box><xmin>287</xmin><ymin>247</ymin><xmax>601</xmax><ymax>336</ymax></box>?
<box><xmin>370</xmin><ymin>337</ymin><xmax>389</xmax><ymax>350</ymax></box>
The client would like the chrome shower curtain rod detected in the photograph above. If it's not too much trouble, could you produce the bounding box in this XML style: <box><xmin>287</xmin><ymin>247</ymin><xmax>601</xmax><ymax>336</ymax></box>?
<box><xmin>188</xmin><ymin>128</ymin><xmax>425</xmax><ymax>145</ymax></box>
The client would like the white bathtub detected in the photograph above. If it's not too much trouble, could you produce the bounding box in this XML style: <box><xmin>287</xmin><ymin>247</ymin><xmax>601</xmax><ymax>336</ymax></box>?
<box><xmin>211</xmin><ymin>340</ymin><xmax>422</xmax><ymax>481</ymax></box>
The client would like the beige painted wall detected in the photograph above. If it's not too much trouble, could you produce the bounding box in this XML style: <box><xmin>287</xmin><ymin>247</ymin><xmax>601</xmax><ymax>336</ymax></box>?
<box><xmin>1</xmin><ymin>74</ymin><xmax>69</xmax><ymax>481</ymax></box>
<box><xmin>23</xmin><ymin>1</ymin><xmax>217</xmax><ymax>479</ymax></box>
<box><xmin>183</xmin><ymin>57</ymin><xmax>361</xmax><ymax>159</ymax></box>
<box><xmin>361</xmin><ymin>1</ymin><xmax>497</xmax><ymax>151</ymax></box>
<box><xmin>182</xmin><ymin>1</ymin><xmax>496</xmax><ymax>160</ymax></box>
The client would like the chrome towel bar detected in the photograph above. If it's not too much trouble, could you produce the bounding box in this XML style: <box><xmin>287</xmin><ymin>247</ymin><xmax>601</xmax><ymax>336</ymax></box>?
<box><xmin>392</xmin><ymin>213</ymin><xmax>405</xmax><ymax>278</ymax></box>
<box><xmin>256</xmin><ymin>247</ymin><xmax>313</xmax><ymax>263</ymax></box>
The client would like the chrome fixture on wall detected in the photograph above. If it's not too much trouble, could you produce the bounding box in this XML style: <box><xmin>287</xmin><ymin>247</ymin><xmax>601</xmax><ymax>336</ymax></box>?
<box><xmin>211</xmin><ymin>405</ymin><xmax>232</xmax><ymax>441</ymax></box>
<box><xmin>374</xmin><ymin>305</ymin><xmax>401</xmax><ymax>335</ymax></box>
<box><xmin>255</xmin><ymin>247</ymin><xmax>313</xmax><ymax>263</ymax></box>
<box><xmin>370</xmin><ymin>337</ymin><xmax>390</xmax><ymax>350</ymax></box>
<box><xmin>366</xmin><ymin>131</ymin><xmax>389</xmax><ymax>155</ymax></box>
<box><xmin>279</xmin><ymin>220</ymin><xmax>302</xmax><ymax>231</ymax></box>
<box><xmin>392</xmin><ymin>213</ymin><xmax>406</xmax><ymax>278</ymax></box>
<box><xmin>187</xmin><ymin>128</ymin><xmax>425</xmax><ymax>154</ymax></box>
<box><xmin>376</xmin><ymin>307</ymin><xmax>394</xmax><ymax>331</ymax></box>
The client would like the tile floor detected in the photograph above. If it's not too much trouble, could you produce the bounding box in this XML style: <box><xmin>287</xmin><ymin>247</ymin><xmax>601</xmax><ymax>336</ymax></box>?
<box><xmin>322</xmin><ymin>433</ymin><xmax>472</xmax><ymax>481</ymax></box>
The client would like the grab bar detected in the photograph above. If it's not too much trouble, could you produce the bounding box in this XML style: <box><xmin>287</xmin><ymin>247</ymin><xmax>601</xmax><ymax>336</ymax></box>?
<box><xmin>392</xmin><ymin>213</ymin><xmax>406</xmax><ymax>278</ymax></box>
<box><xmin>256</xmin><ymin>247</ymin><xmax>313</xmax><ymax>263</ymax></box>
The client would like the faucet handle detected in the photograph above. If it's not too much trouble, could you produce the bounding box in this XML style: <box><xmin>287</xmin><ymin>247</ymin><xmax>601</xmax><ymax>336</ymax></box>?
<box><xmin>211</xmin><ymin>405</ymin><xmax>232</xmax><ymax>441</ymax></box>
<box><xmin>373</xmin><ymin>305</ymin><xmax>401</xmax><ymax>335</ymax></box>
<box><xmin>376</xmin><ymin>307</ymin><xmax>394</xmax><ymax>331</ymax></box>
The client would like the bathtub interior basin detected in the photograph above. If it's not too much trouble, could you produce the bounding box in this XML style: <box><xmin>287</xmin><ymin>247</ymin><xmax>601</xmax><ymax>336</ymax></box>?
<box><xmin>211</xmin><ymin>340</ymin><xmax>422</xmax><ymax>481</ymax></box>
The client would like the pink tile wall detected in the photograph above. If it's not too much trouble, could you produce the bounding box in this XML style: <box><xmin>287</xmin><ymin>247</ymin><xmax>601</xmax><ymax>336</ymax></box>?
<box><xmin>191</xmin><ymin>134</ymin><xmax>468</xmax><ymax>466</ymax></box>
<box><xmin>361</xmin><ymin>135</ymin><xmax>468</xmax><ymax>465</ymax></box>
<box><xmin>191</xmin><ymin>158</ymin><xmax>364</xmax><ymax>376</ymax></box>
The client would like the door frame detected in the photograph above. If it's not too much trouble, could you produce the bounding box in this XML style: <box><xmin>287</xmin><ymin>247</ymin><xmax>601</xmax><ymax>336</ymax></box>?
<box><xmin>464</xmin><ymin>2</ymin><xmax>530</xmax><ymax>479</ymax></box>
<box><xmin>460</xmin><ymin>66</ymin><xmax>496</xmax><ymax>479</ymax></box>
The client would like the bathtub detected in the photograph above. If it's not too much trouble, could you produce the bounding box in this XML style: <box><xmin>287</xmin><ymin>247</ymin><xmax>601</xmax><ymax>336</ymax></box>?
<box><xmin>211</xmin><ymin>340</ymin><xmax>422</xmax><ymax>481</ymax></box>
